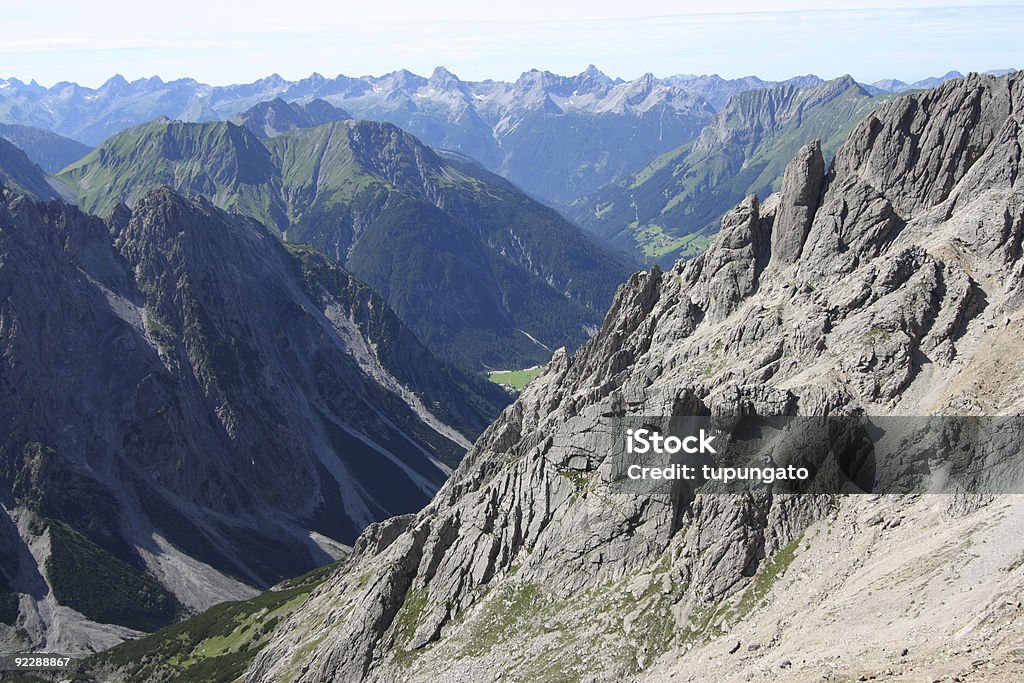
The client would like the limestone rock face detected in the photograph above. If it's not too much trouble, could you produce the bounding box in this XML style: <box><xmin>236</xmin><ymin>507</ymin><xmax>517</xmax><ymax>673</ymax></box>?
<box><xmin>832</xmin><ymin>73</ymin><xmax>1019</xmax><ymax>217</ymax></box>
<box><xmin>769</xmin><ymin>140</ymin><xmax>824</xmax><ymax>266</ymax></box>
<box><xmin>245</xmin><ymin>72</ymin><xmax>1024</xmax><ymax>683</ymax></box>
<box><xmin>688</xmin><ymin>194</ymin><xmax>772</xmax><ymax>321</ymax></box>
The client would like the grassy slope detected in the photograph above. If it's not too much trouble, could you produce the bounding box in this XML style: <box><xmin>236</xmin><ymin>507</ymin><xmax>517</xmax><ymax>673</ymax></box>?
<box><xmin>81</xmin><ymin>561</ymin><xmax>340</xmax><ymax>683</ymax></box>
<box><xmin>488</xmin><ymin>365</ymin><xmax>547</xmax><ymax>390</ymax></box>
<box><xmin>59</xmin><ymin>119</ymin><xmax>286</xmax><ymax>226</ymax></box>
<box><xmin>269</xmin><ymin>123</ymin><xmax>602</xmax><ymax>369</ymax></box>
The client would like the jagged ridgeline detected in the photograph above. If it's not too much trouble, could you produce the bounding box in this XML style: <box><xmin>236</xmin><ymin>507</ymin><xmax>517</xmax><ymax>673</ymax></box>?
<box><xmin>571</xmin><ymin>76</ymin><xmax>886</xmax><ymax>265</ymax></box>
<box><xmin>84</xmin><ymin>72</ymin><xmax>1024</xmax><ymax>682</ymax></box>
<box><xmin>58</xmin><ymin>113</ymin><xmax>636</xmax><ymax>371</ymax></box>
<box><xmin>0</xmin><ymin>187</ymin><xmax>509</xmax><ymax>651</ymax></box>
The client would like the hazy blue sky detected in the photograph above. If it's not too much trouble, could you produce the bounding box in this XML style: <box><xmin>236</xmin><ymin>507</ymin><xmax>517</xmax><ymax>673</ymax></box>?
<box><xmin>2</xmin><ymin>1</ymin><xmax>1020</xmax><ymax>86</ymax></box>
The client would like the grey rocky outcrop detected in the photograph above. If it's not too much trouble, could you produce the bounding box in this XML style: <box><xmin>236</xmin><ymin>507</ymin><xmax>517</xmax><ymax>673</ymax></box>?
<box><xmin>241</xmin><ymin>71</ymin><xmax>1024</xmax><ymax>682</ymax></box>
<box><xmin>769</xmin><ymin>139</ymin><xmax>824</xmax><ymax>266</ymax></box>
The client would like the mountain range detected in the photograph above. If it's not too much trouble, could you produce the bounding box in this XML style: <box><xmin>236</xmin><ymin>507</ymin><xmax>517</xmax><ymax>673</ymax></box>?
<box><xmin>862</xmin><ymin>69</ymin><xmax>1016</xmax><ymax>94</ymax></box>
<box><xmin>0</xmin><ymin>186</ymin><xmax>508</xmax><ymax>652</ymax></box>
<box><xmin>77</xmin><ymin>70</ymin><xmax>1024</xmax><ymax>682</ymax></box>
<box><xmin>570</xmin><ymin>76</ymin><xmax>885</xmax><ymax>264</ymax></box>
<box><xmin>55</xmin><ymin>110</ymin><xmax>635</xmax><ymax>370</ymax></box>
<box><xmin>0</xmin><ymin>68</ymin><xmax>988</xmax><ymax>208</ymax></box>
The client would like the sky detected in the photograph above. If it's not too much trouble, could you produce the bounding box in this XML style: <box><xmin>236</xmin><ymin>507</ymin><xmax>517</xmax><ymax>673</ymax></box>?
<box><xmin>1</xmin><ymin>1</ymin><xmax>1020</xmax><ymax>87</ymax></box>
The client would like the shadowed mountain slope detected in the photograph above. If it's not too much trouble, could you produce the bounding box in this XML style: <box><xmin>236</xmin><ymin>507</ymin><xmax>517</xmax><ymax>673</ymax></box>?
<box><xmin>0</xmin><ymin>137</ymin><xmax>66</xmax><ymax>201</ymax></box>
<box><xmin>0</xmin><ymin>186</ymin><xmax>507</xmax><ymax>653</ymax></box>
<box><xmin>0</xmin><ymin>123</ymin><xmax>92</xmax><ymax>172</ymax></box>
<box><xmin>231</xmin><ymin>97</ymin><xmax>351</xmax><ymax>139</ymax></box>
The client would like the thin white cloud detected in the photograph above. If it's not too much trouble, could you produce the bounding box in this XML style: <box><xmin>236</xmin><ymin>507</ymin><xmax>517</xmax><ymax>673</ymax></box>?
<box><xmin>0</xmin><ymin>4</ymin><xmax>1019</xmax><ymax>86</ymax></box>
<box><xmin>0</xmin><ymin>38</ymin><xmax>254</xmax><ymax>54</ymax></box>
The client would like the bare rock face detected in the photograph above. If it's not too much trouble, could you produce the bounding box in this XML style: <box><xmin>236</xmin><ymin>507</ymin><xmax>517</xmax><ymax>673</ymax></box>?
<box><xmin>689</xmin><ymin>195</ymin><xmax>770</xmax><ymax>320</ymax></box>
<box><xmin>769</xmin><ymin>139</ymin><xmax>824</xmax><ymax>266</ymax></box>
<box><xmin>244</xmin><ymin>72</ymin><xmax>1024</xmax><ymax>683</ymax></box>
<box><xmin>832</xmin><ymin>73</ymin><xmax>1019</xmax><ymax>217</ymax></box>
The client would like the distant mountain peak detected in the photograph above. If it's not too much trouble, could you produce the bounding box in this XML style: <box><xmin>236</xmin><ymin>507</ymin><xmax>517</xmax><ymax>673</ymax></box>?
<box><xmin>828</xmin><ymin>74</ymin><xmax>866</xmax><ymax>93</ymax></box>
<box><xmin>100</xmin><ymin>74</ymin><xmax>130</xmax><ymax>95</ymax></box>
<box><xmin>377</xmin><ymin>69</ymin><xmax>427</xmax><ymax>91</ymax></box>
<box><xmin>231</xmin><ymin>97</ymin><xmax>349</xmax><ymax>139</ymax></box>
<box><xmin>618</xmin><ymin>72</ymin><xmax>658</xmax><ymax>103</ymax></box>
<box><xmin>428</xmin><ymin>66</ymin><xmax>464</xmax><ymax>90</ymax></box>
<box><xmin>0</xmin><ymin>66</ymin><xmax>893</xmax><ymax>206</ymax></box>
<box><xmin>430</xmin><ymin>65</ymin><xmax>457</xmax><ymax>79</ymax></box>
<box><xmin>515</xmin><ymin>68</ymin><xmax>561</xmax><ymax>87</ymax></box>
<box><xmin>254</xmin><ymin>96</ymin><xmax>290</xmax><ymax>111</ymax></box>
<box><xmin>384</xmin><ymin>68</ymin><xmax>420</xmax><ymax>81</ymax></box>
<box><xmin>867</xmin><ymin>70</ymin><xmax>966</xmax><ymax>94</ymax></box>
<box><xmin>572</xmin><ymin>64</ymin><xmax>614</xmax><ymax>92</ymax></box>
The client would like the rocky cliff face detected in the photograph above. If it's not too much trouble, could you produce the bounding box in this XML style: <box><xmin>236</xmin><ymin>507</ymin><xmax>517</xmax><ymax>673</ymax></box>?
<box><xmin>242</xmin><ymin>72</ymin><xmax>1024</xmax><ymax>682</ymax></box>
<box><xmin>0</xmin><ymin>187</ymin><xmax>506</xmax><ymax>653</ymax></box>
